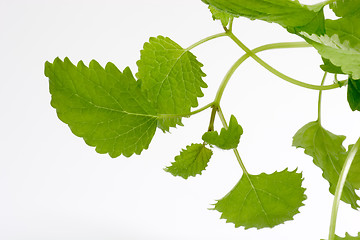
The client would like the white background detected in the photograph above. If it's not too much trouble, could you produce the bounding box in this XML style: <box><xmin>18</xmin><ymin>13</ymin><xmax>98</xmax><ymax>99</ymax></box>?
<box><xmin>1</xmin><ymin>0</ymin><xmax>359</xmax><ymax>239</ymax></box>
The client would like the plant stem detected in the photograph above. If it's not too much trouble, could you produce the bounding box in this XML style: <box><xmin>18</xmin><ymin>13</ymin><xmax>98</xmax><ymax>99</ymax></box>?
<box><xmin>216</xmin><ymin>106</ymin><xmax>249</xmax><ymax>175</ymax></box>
<box><xmin>214</xmin><ymin>41</ymin><xmax>312</xmax><ymax>105</ymax></box>
<box><xmin>158</xmin><ymin>102</ymin><xmax>214</xmax><ymax>119</ymax></box>
<box><xmin>317</xmin><ymin>72</ymin><xmax>327</xmax><ymax>124</ymax></box>
<box><xmin>328</xmin><ymin>137</ymin><xmax>360</xmax><ymax>240</ymax></box>
<box><xmin>186</xmin><ymin>32</ymin><xmax>227</xmax><ymax>51</ymax></box>
<box><xmin>225</xmin><ymin>31</ymin><xmax>346</xmax><ymax>91</ymax></box>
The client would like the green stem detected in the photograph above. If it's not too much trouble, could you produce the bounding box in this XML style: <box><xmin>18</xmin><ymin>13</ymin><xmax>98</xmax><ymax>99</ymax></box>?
<box><xmin>225</xmin><ymin>31</ymin><xmax>346</xmax><ymax>91</ymax></box>
<box><xmin>216</xmin><ymin>106</ymin><xmax>249</xmax><ymax>175</ymax></box>
<box><xmin>317</xmin><ymin>72</ymin><xmax>327</xmax><ymax>124</ymax></box>
<box><xmin>186</xmin><ymin>32</ymin><xmax>227</xmax><ymax>51</ymax></box>
<box><xmin>328</xmin><ymin>137</ymin><xmax>360</xmax><ymax>240</ymax></box>
<box><xmin>214</xmin><ymin>41</ymin><xmax>312</xmax><ymax>105</ymax></box>
<box><xmin>158</xmin><ymin>102</ymin><xmax>214</xmax><ymax>119</ymax></box>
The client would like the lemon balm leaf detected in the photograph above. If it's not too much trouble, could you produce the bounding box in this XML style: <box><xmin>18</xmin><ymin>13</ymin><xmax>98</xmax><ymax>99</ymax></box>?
<box><xmin>300</xmin><ymin>16</ymin><xmax>360</xmax><ymax>79</ymax></box>
<box><xmin>136</xmin><ymin>36</ymin><xmax>207</xmax><ymax>132</ymax></box>
<box><xmin>201</xmin><ymin>0</ymin><xmax>326</xmax><ymax>35</ymax></box>
<box><xmin>292</xmin><ymin>121</ymin><xmax>360</xmax><ymax>209</ymax></box>
<box><xmin>208</xmin><ymin>5</ymin><xmax>236</xmax><ymax>27</ymax></box>
<box><xmin>45</xmin><ymin>58</ymin><xmax>158</xmax><ymax>158</ymax></box>
<box><xmin>202</xmin><ymin>115</ymin><xmax>243</xmax><ymax>150</ymax></box>
<box><xmin>330</xmin><ymin>0</ymin><xmax>360</xmax><ymax>17</ymax></box>
<box><xmin>165</xmin><ymin>143</ymin><xmax>213</xmax><ymax>179</ymax></box>
<box><xmin>213</xmin><ymin>169</ymin><xmax>306</xmax><ymax>229</ymax></box>
<box><xmin>347</xmin><ymin>77</ymin><xmax>360</xmax><ymax>111</ymax></box>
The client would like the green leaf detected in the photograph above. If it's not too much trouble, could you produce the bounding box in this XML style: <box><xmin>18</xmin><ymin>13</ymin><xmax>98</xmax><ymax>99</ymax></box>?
<box><xmin>344</xmin><ymin>145</ymin><xmax>360</xmax><ymax>189</ymax></box>
<box><xmin>213</xmin><ymin>169</ymin><xmax>306</xmax><ymax>229</ymax></box>
<box><xmin>136</xmin><ymin>36</ymin><xmax>207</xmax><ymax>131</ymax></box>
<box><xmin>334</xmin><ymin>233</ymin><xmax>360</xmax><ymax>240</ymax></box>
<box><xmin>165</xmin><ymin>143</ymin><xmax>213</xmax><ymax>179</ymax></box>
<box><xmin>45</xmin><ymin>57</ymin><xmax>158</xmax><ymax>158</ymax></box>
<box><xmin>330</xmin><ymin>0</ymin><xmax>360</xmax><ymax>17</ymax></box>
<box><xmin>299</xmin><ymin>16</ymin><xmax>360</xmax><ymax>79</ymax></box>
<box><xmin>347</xmin><ymin>77</ymin><xmax>360</xmax><ymax>111</ymax></box>
<box><xmin>208</xmin><ymin>5</ymin><xmax>235</xmax><ymax>27</ymax></box>
<box><xmin>201</xmin><ymin>0</ymin><xmax>326</xmax><ymax>35</ymax></box>
<box><xmin>202</xmin><ymin>115</ymin><xmax>243</xmax><ymax>150</ymax></box>
<box><xmin>320</xmin><ymin>57</ymin><xmax>344</xmax><ymax>74</ymax></box>
<box><xmin>292</xmin><ymin>121</ymin><xmax>360</xmax><ymax>209</ymax></box>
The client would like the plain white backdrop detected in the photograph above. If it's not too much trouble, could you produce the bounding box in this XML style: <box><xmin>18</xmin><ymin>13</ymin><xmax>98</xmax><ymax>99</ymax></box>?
<box><xmin>1</xmin><ymin>0</ymin><xmax>359</xmax><ymax>239</ymax></box>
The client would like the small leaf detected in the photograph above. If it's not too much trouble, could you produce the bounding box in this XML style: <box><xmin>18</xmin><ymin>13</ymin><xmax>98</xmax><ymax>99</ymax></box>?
<box><xmin>202</xmin><ymin>115</ymin><xmax>243</xmax><ymax>150</ymax></box>
<box><xmin>292</xmin><ymin>121</ymin><xmax>360</xmax><ymax>209</ymax></box>
<box><xmin>213</xmin><ymin>169</ymin><xmax>306</xmax><ymax>229</ymax></box>
<box><xmin>347</xmin><ymin>77</ymin><xmax>360</xmax><ymax>111</ymax></box>
<box><xmin>330</xmin><ymin>0</ymin><xmax>360</xmax><ymax>17</ymax></box>
<box><xmin>165</xmin><ymin>143</ymin><xmax>213</xmax><ymax>179</ymax></box>
<box><xmin>45</xmin><ymin>58</ymin><xmax>158</xmax><ymax>158</ymax></box>
<box><xmin>136</xmin><ymin>36</ymin><xmax>207</xmax><ymax>131</ymax></box>
<box><xmin>208</xmin><ymin>5</ymin><xmax>235</xmax><ymax>27</ymax></box>
<box><xmin>202</xmin><ymin>0</ymin><xmax>326</xmax><ymax>35</ymax></box>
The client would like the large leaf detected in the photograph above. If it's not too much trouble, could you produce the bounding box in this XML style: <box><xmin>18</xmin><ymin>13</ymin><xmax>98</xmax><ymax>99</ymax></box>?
<box><xmin>213</xmin><ymin>169</ymin><xmax>306</xmax><ymax>229</ymax></box>
<box><xmin>300</xmin><ymin>16</ymin><xmax>360</xmax><ymax>79</ymax></box>
<box><xmin>165</xmin><ymin>143</ymin><xmax>213</xmax><ymax>179</ymax></box>
<box><xmin>330</xmin><ymin>0</ymin><xmax>360</xmax><ymax>17</ymax></box>
<box><xmin>292</xmin><ymin>121</ymin><xmax>360</xmax><ymax>209</ymax></box>
<box><xmin>347</xmin><ymin>77</ymin><xmax>360</xmax><ymax>111</ymax></box>
<box><xmin>45</xmin><ymin>58</ymin><xmax>158</xmax><ymax>158</ymax></box>
<box><xmin>201</xmin><ymin>0</ymin><xmax>326</xmax><ymax>35</ymax></box>
<box><xmin>136</xmin><ymin>36</ymin><xmax>207</xmax><ymax>131</ymax></box>
<box><xmin>202</xmin><ymin>115</ymin><xmax>243</xmax><ymax>150</ymax></box>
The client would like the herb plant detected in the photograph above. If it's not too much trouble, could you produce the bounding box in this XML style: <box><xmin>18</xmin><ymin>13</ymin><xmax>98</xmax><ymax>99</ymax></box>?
<box><xmin>44</xmin><ymin>0</ymin><xmax>360</xmax><ymax>239</ymax></box>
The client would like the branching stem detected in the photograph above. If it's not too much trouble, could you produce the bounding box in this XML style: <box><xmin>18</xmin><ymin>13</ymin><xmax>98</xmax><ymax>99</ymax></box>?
<box><xmin>328</xmin><ymin>138</ymin><xmax>360</xmax><ymax>240</ymax></box>
<box><xmin>214</xmin><ymin>41</ymin><xmax>312</xmax><ymax>105</ymax></box>
<box><xmin>225</xmin><ymin>31</ymin><xmax>346</xmax><ymax>91</ymax></box>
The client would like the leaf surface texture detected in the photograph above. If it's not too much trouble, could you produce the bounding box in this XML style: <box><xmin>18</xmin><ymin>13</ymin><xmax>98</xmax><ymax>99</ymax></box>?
<box><xmin>213</xmin><ymin>169</ymin><xmax>306</xmax><ymax>229</ymax></box>
<box><xmin>45</xmin><ymin>58</ymin><xmax>158</xmax><ymax>158</ymax></box>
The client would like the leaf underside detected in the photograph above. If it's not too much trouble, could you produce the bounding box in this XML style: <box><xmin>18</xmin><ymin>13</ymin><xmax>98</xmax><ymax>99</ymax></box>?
<box><xmin>334</xmin><ymin>232</ymin><xmax>360</xmax><ymax>240</ymax></box>
<box><xmin>330</xmin><ymin>0</ymin><xmax>360</xmax><ymax>17</ymax></box>
<box><xmin>45</xmin><ymin>58</ymin><xmax>158</xmax><ymax>158</ymax></box>
<box><xmin>300</xmin><ymin>16</ymin><xmax>360</xmax><ymax>79</ymax></box>
<box><xmin>202</xmin><ymin>0</ymin><xmax>326</xmax><ymax>35</ymax></box>
<box><xmin>213</xmin><ymin>169</ymin><xmax>306</xmax><ymax>229</ymax></box>
<box><xmin>165</xmin><ymin>143</ymin><xmax>213</xmax><ymax>179</ymax></box>
<box><xmin>292</xmin><ymin>121</ymin><xmax>360</xmax><ymax>209</ymax></box>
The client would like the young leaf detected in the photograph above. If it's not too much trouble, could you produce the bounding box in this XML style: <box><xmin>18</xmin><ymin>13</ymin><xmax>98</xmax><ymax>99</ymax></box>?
<box><xmin>213</xmin><ymin>169</ymin><xmax>306</xmax><ymax>229</ymax></box>
<box><xmin>201</xmin><ymin>0</ymin><xmax>326</xmax><ymax>35</ymax></box>
<box><xmin>292</xmin><ymin>121</ymin><xmax>360</xmax><ymax>209</ymax></box>
<box><xmin>165</xmin><ymin>143</ymin><xmax>213</xmax><ymax>179</ymax></box>
<box><xmin>136</xmin><ymin>36</ymin><xmax>207</xmax><ymax>132</ymax></box>
<box><xmin>347</xmin><ymin>77</ymin><xmax>360</xmax><ymax>111</ymax></box>
<box><xmin>202</xmin><ymin>115</ymin><xmax>243</xmax><ymax>150</ymax></box>
<box><xmin>299</xmin><ymin>16</ymin><xmax>360</xmax><ymax>79</ymax></box>
<box><xmin>45</xmin><ymin>58</ymin><xmax>158</xmax><ymax>158</ymax></box>
<box><xmin>208</xmin><ymin>5</ymin><xmax>235</xmax><ymax>27</ymax></box>
<box><xmin>330</xmin><ymin>0</ymin><xmax>360</xmax><ymax>17</ymax></box>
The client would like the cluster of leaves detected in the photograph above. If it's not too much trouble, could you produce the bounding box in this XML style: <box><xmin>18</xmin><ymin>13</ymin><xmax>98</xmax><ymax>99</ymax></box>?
<box><xmin>45</xmin><ymin>0</ymin><xmax>360</xmax><ymax>239</ymax></box>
